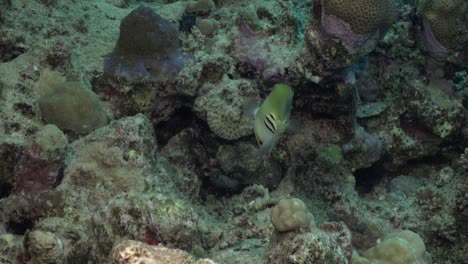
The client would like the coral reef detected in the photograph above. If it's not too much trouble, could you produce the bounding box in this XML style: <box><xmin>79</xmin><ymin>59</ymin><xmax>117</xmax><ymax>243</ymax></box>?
<box><xmin>0</xmin><ymin>0</ymin><xmax>467</xmax><ymax>263</ymax></box>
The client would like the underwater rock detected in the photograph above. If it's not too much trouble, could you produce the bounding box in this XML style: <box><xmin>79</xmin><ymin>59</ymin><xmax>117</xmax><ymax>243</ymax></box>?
<box><xmin>0</xmin><ymin>60</ymin><xmax>42</xmax><ymax>141</ymax></box>
<box><xmin>32</xmin><ymin>217</ymin><xmax>90</xmax><ymax>264</ymax></box>
<box><xmin>160</xmin><ymin>128</ymin><xmax>208</xmax><ymax>198</ymax></box>
<box><xmin>292</xmin><ymin>81</ymin><xmax>356</xmax><ymax>144</ymax></box>
<box><xmin>265</xmin><ymin>221</ymin><xmax>352</xmax><ymax>263</ymax></box>
<box><xmin>24</xmin><ymin>230</ymin><xmax>64</xmax><ymax>264</ymax></box>
<box><xmin>14</xmin><ymin>125</ymin><xmax>67</xmax><ymax>194</ymax></box>
<box><xmin>404</xmin><ymin>80</ymin><xmax>464</xmax><ymax>139</ymax></box>
<box><xmin>234</xmin><ymin>24</ymin><xmax>297</xmax><ymax>82</ymax></box>
<box><xmin>357</xmin><ymin>102</ymin><xmax>388</xmax><ymax>119</ymax></box>
<box><xmin>215</xmin><ymin>142</ymin><xmax>282</xmax><ymax>191</ymax></box>
<box><xmin>45</xmin><ymin>40</ymin><xmax>72</xmax><ymax>71</ymax></box>
<box><xmin>160</xmin><ymin>128</ymin><xmax>208</xmax><ymax>172</ymax></box>
<box><xmin>95</xmin><ymin>189</ymin><xmax>214</xmax><ymax>260</ymax></box>
<box><xmin>110</xmin><ymin>240</ymin><xmax>217</xmax><ymax>264</ymax></box>
<box><xmin>194</xmin><ymin>76</ymin><xmax>257</xmax><ymax>140</ymax></box>
<box><xmin>60</xmin><ymin>114</ymin><xmax>156</xmax><ymax>203</ymax></box>
<box><xmin>343</xmin><ymin>125</ymin><xmax>383</xmax><ymax>169</ymax></box>
<box><xmin>387</xmin><ymin>175</ymin><xmax>430</xmax><ymax>197</ymax></box>
<box><xmin>0</xmin><ymin>234</ymin><xmax>22</xmax><ymax>263</ymax></box>
<box><xmin>104</xmin><ymin>6</ymin><xmax>189</xmax><ymax>82</ymax></box>
<box><xmin>105</xmin><ymin>0</ymin><xmax>131</xmax><ymax>8</ymax></box>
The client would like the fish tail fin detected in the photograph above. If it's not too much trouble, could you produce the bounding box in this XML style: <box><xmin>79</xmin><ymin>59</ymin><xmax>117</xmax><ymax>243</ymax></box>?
<box><xmin>256</xmin><ymin>134</ymin><xmax>280</xmax><ymax>157</ymax></box>
<box><xmin>285</xmin><ymin>118</ymin><xmax>301</xmax><ymax>134</ymax></box>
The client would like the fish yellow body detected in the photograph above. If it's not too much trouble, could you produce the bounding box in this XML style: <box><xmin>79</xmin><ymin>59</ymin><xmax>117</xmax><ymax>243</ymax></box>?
<box><xmin>245</xmin><ymin>84</ymin><xmax>294</xmax><ymax>155</ymax></box>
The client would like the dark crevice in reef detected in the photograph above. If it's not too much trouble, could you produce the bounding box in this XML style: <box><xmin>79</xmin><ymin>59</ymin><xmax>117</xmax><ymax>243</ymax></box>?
<box><xmin>0</xmin><ymin>182</ymin><xmax>13</xmax><ymax>199</ymax></box>
<box><xmin>397</xmin><ymin>155</ymin><xmax>453</xmax><ymax>175</ymax></box>
<box><xmin>0</xmin><ymin>44</ymin><xmax>26</xmax><ymax>63</ymax></box>
<box><xmin>6</xmin><ymin>217</ymin><xmax>34</xmax><ymax>235</ymax></box>
<box><xmin>0</xmin><ymin>149</ymin><xmax>16</xmax><ymax>199</ymax></box>
<box><xmin>354</xmin><ymin>153</ymin><xmax>453</xmax><ymax>195</ymax></box>
<box><xmin>155</xmin><ymin>107</ymin><xmax>197</xmax><ymax>147</ymax></box>
<box><xmin>400</xmin><ymin>115</ymin><xmax>438</xmax><ymax>141</ymax></box>
<box><xmin>354</xmin><ymin>160</ymin><xmax>386</xmax><ymax>194</ymax></box>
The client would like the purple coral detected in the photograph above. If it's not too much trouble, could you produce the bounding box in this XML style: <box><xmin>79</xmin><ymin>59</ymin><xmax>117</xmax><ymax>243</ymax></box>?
<box><xmin>104</xmin><ymin>6</ymin><xmax>190</xmax><ymax>82</ymax></box>
<box><xmin>320</xmin><ymin>14</ymin><xmax>378</xmax><ymax>54</ymax></box>
<box><xmin>419</xmin><ymin>18</ymin><xmax>449</xmax><ymax>59</ymax></box>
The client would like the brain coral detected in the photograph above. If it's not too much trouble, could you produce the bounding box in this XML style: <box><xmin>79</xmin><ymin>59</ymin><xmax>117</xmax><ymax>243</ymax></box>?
<box><xmin>322</xmin><ymin>0</ymin><xmax>395</xmax><ymax>35</ymax></box>
<box><xmin>418</xmin><ymin>0</ymin><xmax>468</xmax><ymax>51</ymax></box>
<box><xmin>104</xmin><ymin>6</ymin><xmax>189</xmax><ymax>82</ymax></box>
<box><xmin>193</xmin><ymin>76</ymin><xmax>257</xmax><ymax>140</ymax></box>
<box><xmin>270</xmin><ymin>198</ymin><xmax>314</xmax><ymax>232</ymax></box>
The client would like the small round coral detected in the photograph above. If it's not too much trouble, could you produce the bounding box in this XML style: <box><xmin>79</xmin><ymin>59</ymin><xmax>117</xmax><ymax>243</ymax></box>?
<box><xmin>358</xmin><ymin>230</ymin><xmax>432</xmax><ymax>264</ymax></box>
<box><xmin>322</xmin><ymin>0</ymin><xmax>395</xmax><ymax>35</ymax></box>
<box><xmin>270</xmin><ymin>198</ymin><xmax>315</xmax><ymax>232</ymax></box>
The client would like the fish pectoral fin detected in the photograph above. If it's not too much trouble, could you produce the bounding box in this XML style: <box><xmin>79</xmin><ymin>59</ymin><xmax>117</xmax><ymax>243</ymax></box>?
<box><xmin>242</xmin><ymin>97</ymin><xmax>260</xmax><ymax>118</ymax></box>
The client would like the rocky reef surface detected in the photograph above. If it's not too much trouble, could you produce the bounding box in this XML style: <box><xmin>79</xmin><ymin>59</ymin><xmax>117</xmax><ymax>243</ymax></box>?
<box><xmin>0</xmin><ymin>0</ymin><xmax>466</xmax><ymax>263</ymax></box>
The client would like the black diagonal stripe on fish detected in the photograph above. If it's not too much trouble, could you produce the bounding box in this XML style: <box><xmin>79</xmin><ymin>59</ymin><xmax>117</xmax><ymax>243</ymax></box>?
<box><xmin>264</xmin><ymin>113</ymin><xmax>277</xmax><ymax>134</ymax></box>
